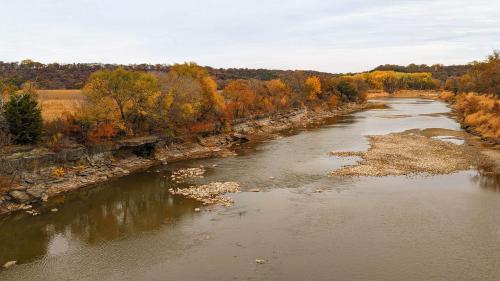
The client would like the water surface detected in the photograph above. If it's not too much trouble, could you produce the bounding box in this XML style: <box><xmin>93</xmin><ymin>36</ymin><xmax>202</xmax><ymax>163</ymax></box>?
<box><xmin>1</xmin><ymin>98</ymin><xmax>499</xmax><ymax>281</ymax></box>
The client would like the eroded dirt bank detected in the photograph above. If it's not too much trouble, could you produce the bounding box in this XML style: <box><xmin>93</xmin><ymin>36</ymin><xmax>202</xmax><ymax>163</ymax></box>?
<box><xmin>331</xmin><ymin>128</ymin><xmax>499</xmax><ymax>177</ymax></box>
<box><xmin>0</xmin><ymin>103</ymin><xmax>367</xmax><ymax>215</ymax></box>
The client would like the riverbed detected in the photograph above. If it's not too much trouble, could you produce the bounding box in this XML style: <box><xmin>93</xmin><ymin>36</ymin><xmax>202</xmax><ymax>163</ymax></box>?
<box><xmin>1</xmin><ymin>98</ymin><xmax>499</xmax><ymax>281</ymax></box>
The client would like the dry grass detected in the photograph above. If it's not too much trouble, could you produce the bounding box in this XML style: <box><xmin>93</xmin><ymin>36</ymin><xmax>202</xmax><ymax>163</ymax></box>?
<box><xmin>367</xmin><ymin>90</ymin><xmax>440</xmax><ymax>99</ymax></box>
<box><xmin>438</xmin><ymin>91</ymin><xmax>455</xmax><ymax>102</ymax></box>
<box><xmin>453</xmin><ymin>93</ymin><xmax>500</xmax><ymax>139</ymax></box>
<box><xmin>37</xmin><ymin>90</ymin><xmax>86</xmax><ymax>121</ymax></box>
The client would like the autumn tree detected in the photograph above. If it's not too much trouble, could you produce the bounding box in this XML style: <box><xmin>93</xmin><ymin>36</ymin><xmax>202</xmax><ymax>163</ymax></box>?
<box><xmin>304</xmin><ymin>76</ymin><xmax>321</xmax><ymax>102</ymax></box>
<box><xmin>468</xmin><ymin>50</ymin><xmax>500</xmax><ymax>96</ymax></box>
<box><xmin>264</xmin><ymin>79</ymin><xmax>294</xmax><ymax>112</ymax></box>
<box><xmin>156</xmin><ymin>63</ymin><xmax>226</xmax><ymax>134</ymax></box>
<box><xmin>83</xmin><ymin>68</ymin><xmax>160</xmax><ymax>135</ymax></box>
<box><xmin>222</xmin><ymin>79</ymin><xmax>256</xmax><ymax>119</ymax></box>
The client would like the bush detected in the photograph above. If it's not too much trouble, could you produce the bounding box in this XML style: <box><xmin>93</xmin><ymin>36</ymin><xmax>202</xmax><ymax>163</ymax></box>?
<box><xmin>337</xmin><ymin>80</ymin><xmax>359</xmax><ymax>101</ymax></box>
<box><xmin>4</xmin><ymin>93</ymin><xmax>42</xmax><ymax>144</ymax></box>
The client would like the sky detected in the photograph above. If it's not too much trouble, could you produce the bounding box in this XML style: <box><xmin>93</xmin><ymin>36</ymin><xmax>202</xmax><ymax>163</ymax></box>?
<box><xmin>1</xmin><ymin>0</ymin><xmax>499</xmax><ymax>73</ymax></box>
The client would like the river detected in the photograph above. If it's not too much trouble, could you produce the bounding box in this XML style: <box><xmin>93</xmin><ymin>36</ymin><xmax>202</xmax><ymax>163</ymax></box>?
<box><xmin>1</xmin><ymin>98</ymin><xmax>499</xmax><ymax>281</ymax></box>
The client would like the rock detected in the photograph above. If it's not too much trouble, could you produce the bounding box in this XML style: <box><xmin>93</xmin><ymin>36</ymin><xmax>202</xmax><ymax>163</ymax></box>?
<box><xmin>26</xmin><ymin>187</ymin><xmax>44</xmax><ymax>200</ymax></box>
<box><xmin>194</xmin><ymin>208</ymin><xmax>201</xmax><ymax>212</ymax></box>
<box><xmin>9</xmin><ymin>190</ymin><xmax>30</xmax><ymax>203</ymax></box>
<box><xmin>255</xmin><ymin>259</ymin><xmax>266</xmax><ymax>264</ymax></box>
<box><xmin>3</xmin><ymin>260</ymin><xmax>16</xmax><ymax>269</ymax></box>
<box><xmin>249</xmin><ymin>188</ymin><xmax>260</xmax><ymax>192</ymax></box>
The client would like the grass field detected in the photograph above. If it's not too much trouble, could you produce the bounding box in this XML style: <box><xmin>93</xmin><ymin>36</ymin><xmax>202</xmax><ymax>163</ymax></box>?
<box><xmin>37</xmin><ymin>90</ymin><xmax>85</xmax><ymax>121</ymax></box>
<box><xmin>366</xmin><ymin>90</ymin><xmax>441</xmax><ymax>99</ymax></box>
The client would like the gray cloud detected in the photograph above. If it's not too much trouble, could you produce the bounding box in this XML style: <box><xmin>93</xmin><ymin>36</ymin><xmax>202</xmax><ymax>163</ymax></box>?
<box><xmin>1</xmin><ymin>0</ymin><xmax>499</xmax><ymax>72</ymax></box>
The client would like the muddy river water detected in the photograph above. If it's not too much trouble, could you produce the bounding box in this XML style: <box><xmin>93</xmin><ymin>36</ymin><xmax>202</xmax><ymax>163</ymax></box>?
<box><xmin>1</xmin><ymin>98</ymin><xmax>499</xmax><ymax>281</ymax></box>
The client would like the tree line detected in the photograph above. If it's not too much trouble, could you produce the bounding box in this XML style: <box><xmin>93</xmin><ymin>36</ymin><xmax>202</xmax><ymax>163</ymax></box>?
<box><xmin>0</xmin><ymin>59</ymin><xmax>338</xmax><ymax>90</ymax></box>
<box><xmin>345</xmin><ymin>71</ymin><xmax>440</xmax><ymax>93</ymax></box>
<box><xmin>444</xmin><ymin>51</ymin><xmax>500</xmax><ymax>97</ymax></box>
<box><xmin>0</xmin><ymin>63</ymin><xmax>368</xmax><ymax>148</ymax></box>
<box><xmin>372</xmin><ymin>63</ymin><xmax>468</xmax><ymax>82</ymax></box>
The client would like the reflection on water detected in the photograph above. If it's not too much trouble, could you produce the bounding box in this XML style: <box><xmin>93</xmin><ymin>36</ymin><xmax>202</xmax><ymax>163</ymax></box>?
<box><xmin>0</xmin><ymin>173</ymin><xmax>200</xmax><ymax>264</ymax></box>
<box><xmin>472</xmin><ymin>173</ymin><xmax>500</xmax><ymax>192</ymax></box>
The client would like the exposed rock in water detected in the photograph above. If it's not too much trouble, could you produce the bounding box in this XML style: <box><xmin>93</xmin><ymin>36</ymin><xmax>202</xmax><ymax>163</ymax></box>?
<box><xmin>170</xmin><ymin>167</ymin><xmax>206</xmax><ymax>183</ymax></box>
<box><xmin>330</xmin><ymin>131</ymin><xmax>493</xmax><ymax>177</ymax></box>
<box><xmin>169</xmin><ymin>182</ymin><xmax>240</xmax><ymax>207</ymax></box>
<box><xmin>8</xmin><ymin>190</ymin><xmax>30</xmax><ymax>203</ymax></box>
<box><xmin>26</xmin><ymin>186</ymin><xmax>45</xmax><ymax>200</ymax></box>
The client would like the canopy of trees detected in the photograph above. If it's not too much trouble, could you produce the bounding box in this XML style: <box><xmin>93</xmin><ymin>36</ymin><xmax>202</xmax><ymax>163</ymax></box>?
<box><xmin>444</xmin><ymin>51</ymin><xmax>500</xmax><ymax>97</ymax></box>
<box><xmin>372</xmin><ymin>63</ymin><xmax>468</xmax><ymax>82</ymax></box>
<box><xmin>344</xmin><ymin>71</ymin><xmax>440</xmax><ymax>93</ymax></box>
<box><xmin>0</xmin><ymin>60</ymin><xmax>339</xmax><ymax>90</ymax></box>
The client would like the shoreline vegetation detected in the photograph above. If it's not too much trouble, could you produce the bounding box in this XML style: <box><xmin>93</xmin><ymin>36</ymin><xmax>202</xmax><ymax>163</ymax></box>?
<box><xmin>0</xmin><ymin>51</ymin><xmax>499</xmax><ymax>216</ymax></box>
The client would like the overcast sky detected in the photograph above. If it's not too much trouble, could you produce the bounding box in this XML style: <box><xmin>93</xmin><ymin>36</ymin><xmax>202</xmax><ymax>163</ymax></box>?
<box><xmin>1</xmin><ymin>0</ymin><xmax>499</xmax><ymax>72</ymax></box>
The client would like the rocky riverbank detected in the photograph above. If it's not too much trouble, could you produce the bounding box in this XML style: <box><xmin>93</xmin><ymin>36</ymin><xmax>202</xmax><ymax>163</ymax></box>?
<box><xmin>0</xmin><ymin>103</ymin><xmax>367</xmax><ymax>215</ymax></box>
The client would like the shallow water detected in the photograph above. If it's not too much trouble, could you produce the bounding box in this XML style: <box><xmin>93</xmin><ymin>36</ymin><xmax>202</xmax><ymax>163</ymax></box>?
<box><xmin>1</xmin><ymin>98</ymin><xmax>499</xmax><ymax>281</ymax></box>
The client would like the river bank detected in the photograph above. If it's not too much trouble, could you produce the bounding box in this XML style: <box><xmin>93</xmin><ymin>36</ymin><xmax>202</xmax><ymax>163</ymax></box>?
<box><xmin>0</xmin><ymin>102</ymin><xmax>368</xmax><ymax>215</ymax></box>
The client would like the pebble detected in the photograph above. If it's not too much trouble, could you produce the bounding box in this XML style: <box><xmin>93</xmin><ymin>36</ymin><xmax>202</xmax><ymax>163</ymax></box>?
<box><xmin>3</xmin><ymin>261</ymin><xmax>16</xmax><ymax>269</ymax></box>
<box><xmin>194</xmin><ymin>208</ymin><xmax>201</xmax><ymax>212</ymax></box>
<box><xmin>51</xmin><ymin>208</ymin><xmax>58</xmax><ymax>212</ymax></box>
<box><xmin>170</xmin><ymin>167</ymin><xmax>206</xmax><ymax>182</ymax></box>
<box><xmin>255</xmin><ymin>259</ymin><xmax>266</xmax><ymax>264</ymax></box>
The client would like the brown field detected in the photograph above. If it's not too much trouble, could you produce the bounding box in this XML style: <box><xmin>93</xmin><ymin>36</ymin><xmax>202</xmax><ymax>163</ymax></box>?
<box><xmin>367</xmin><ymin>90</ymin><xmax>441</xmax><ymax>99</ymax></box>
<box><xmin>37</xmin><ymin>90</ymin><xmax>86</xmax><ymax>121</ymax></box>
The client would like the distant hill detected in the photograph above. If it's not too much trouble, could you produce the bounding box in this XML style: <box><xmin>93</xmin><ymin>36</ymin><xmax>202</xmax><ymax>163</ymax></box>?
<box><xmin>0</xmin><ymin>60</ymin><xmax>338</xmax><ymax>90</ymax></box>
<box><xmin>0</xmin><ymin>60</ymin><xmax>469</xmax><ymax>90</ymax></box>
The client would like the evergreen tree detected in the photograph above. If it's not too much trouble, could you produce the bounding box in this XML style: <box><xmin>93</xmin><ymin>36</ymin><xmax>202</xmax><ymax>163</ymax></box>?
<box><xmin>4</xmin><ymin>93</ymin><xmax>42</xmax><ymax>144</ymax></box>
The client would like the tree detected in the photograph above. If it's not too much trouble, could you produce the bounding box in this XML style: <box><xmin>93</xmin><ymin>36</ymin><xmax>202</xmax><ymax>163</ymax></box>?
<box><xmin>468</xmin><ymin>50</ymin><xmax>500</xmax><ymax>96</ymax></box>
<box><xmin>336</xmin><ymin>79</ymin><xmax>359</xmax><ymax>101</ymax></box>
<box><xmin>305</xmin><ymin>76</ymin><xmax>321</xmax><ymax>102</ymax></box>
<box><xmin>83</xmin><ymin>68</ymin><xmax>159</xmax><ymax>135</ymax></box>
<box><xmin>156</xmin><ymin>63</ymin><xmax>226</xmax><ymax>134</ymax></box>
<box><xmin>4</xmin><ymin>92</ymin><xmax>42</xmax><ymax>144</ymax></box>
<box><xmin>222</xmin><ymin>80</ymin><xmax>256</xmax><ymax>118</ymax></box>
<box><xmin>382</xmin><ymin>74</ymin><xmax>399</xmax><ymax>94</ymax></box>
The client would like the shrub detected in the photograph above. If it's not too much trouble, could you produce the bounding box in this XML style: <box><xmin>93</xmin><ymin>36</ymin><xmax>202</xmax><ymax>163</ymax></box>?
<box><xmin>87</xmin><ymin>123</ymin><xmax>118</xmax><ymax>144</ymax></box>
<box><xmin>52</xmin><ymin>167</ymin><xmax>65</xmax><ymax>178</ymax></box>
<box><xmin>337</xmin><ymin>80</ymin><xmax>359</xmax><ymax>101</ymax></box>
<box><xmin>438</xmin><ymin>91</ymin><xmax>455</xmax><ymax>102</ymax></box>
<box><xmin>327</xmin><ymin>95</ymin><xmax>341</xmax><ymax>109</ymax></box>
<box><xmin>4</xmin><ymin>93</ymin><xmax>42</xmax><ymax>144</ymax></box>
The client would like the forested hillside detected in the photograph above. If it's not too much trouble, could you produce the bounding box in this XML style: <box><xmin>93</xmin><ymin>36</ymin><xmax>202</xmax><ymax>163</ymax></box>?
<box><xmin>0</xmin><ymin>60</ymin><xmax>338</xmax><ymax>90</ymax></box>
